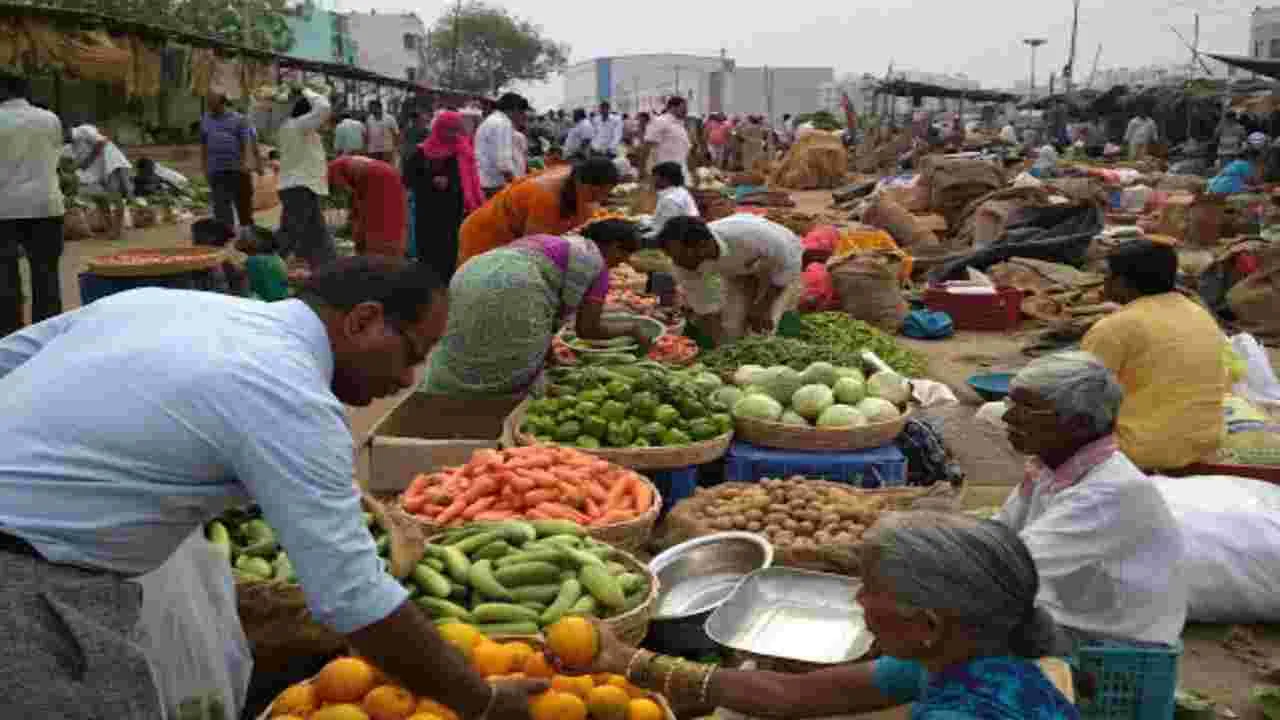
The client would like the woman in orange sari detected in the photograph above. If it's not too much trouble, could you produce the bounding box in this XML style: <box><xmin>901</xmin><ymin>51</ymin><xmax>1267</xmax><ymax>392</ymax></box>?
<box><xmin>456</xmin><ymin>156</ymin><xmax>619</xmax><ymax>266</ymax></box>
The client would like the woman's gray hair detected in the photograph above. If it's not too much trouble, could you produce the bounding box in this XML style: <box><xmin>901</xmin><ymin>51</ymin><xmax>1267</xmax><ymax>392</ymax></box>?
<box><xmin>865</xmin><ymin>512</ymin><xmax>1064</xmax><ymax>659</ymax></box>
<box><xmin>1010</xmin><ymin>351</ymin><xmax>1123</xmax><ymax>436</ymax></box>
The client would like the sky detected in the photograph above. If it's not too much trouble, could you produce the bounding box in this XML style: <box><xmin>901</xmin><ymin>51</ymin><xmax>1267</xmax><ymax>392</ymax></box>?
<box><xmin>334</xmin><ymin>0</ymin><xmax>1249</xmax><ymax>107</ymax></box>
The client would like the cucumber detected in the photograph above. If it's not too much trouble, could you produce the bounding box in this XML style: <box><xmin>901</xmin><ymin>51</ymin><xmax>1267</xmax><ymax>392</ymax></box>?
<box><xmin>605</xmin><ymin>561</ymin><xmax>628</xmax><ymax>576</ymax></box>
<box><xmin>494</xmin><ymin>561</ymin><xmax>563</xmax><ymax>587</ymax></box>
<box><xmin>562</xmin><ymin>547</ymin><xmax>606</xmax><ymax>569</ymax></box>
<box><xmin>415</xmin><ymin>596</ymin><xmax>474</xmax><ymax>622</ymax></box>
<box><xmin>425</xmin><ymin>557</ymin><xmax>445</xmax><ymax>572</ymax></box>
<box><xmin>473</xmin><ymin>603</ymin><xmax>541</xmax><ymax>624</ymax></box>
<box><xmin>569</xmin><ymin>595</ymin><xmax>598</xmax><ymax>615</ymax></box>
<box><xmin>468</xmin><ymin>559</ymin><xmax>514</xmax><ymax>601</ymax></box>
<box><xmin>530</xmin><ymin>519</ymin><xmax>586</xmax><ymax>538</ymax></box>
<box><xmin>375</xmin><ymin>533</ymin><xmax>391</xmax><ymax>556</ymax></box>
<box><xmin>474</xmin><ymin>540</ymin><xmax>514</xmax><ymax>561</ymax></box>
<box><xmin>539</xmin><ymin>579</ymin><xmax>583</xmax><ymax>625</ymax></box>
<box><xmin>205</xmin><ymin>521</ymin><xmax>232</xmax><ymax>559</ymax></box>
<box><xmin>412</xmin><ymin>563</ymin><xmax>452</xmax><ymax>598</ymax></box>
<box><xmin>495</xmin><ymin>549</ymin><xmax>564</xmax><ymax>568</ymax></box>
<box><xmin>519</xmin><ymin>601</ymin><xmax>548</xmax><ymax>613</ymax></box>
<box><xmin>510</xmin><ymin>584</ymin><xmax>564</xmax><ymax>604</ymax></box>
<box><xmin>539</xmin><ymin>535</ymin><xmax>584</xmax><ymax>549</ymax></box>
<box><xmin>453</xmin><ymin>531</ymin><xmax>502</xmax><ymax>555</ymax></box>
<box><xmin>616</xmin><ymin>572</ymin><xmax>645</xmax><ymax>595</ymax></box>
<box><xmin>425</xmin><ymin>544</ymin><xmax>471</xmax><ymax>584</ymax></box>
<box><xmin>490</xmin><ymin>521</ymin><xmax>538</xmax><ymax>545</ymax></box>
<box><xmin>474</xmin><ymin>621</ymin><xmax>540</xmax><ymax>636</ymax></box>
<box><xmin>580</xmin><ymin>564</ymin><xmax>626</xmax><ymax>609</ymax></box>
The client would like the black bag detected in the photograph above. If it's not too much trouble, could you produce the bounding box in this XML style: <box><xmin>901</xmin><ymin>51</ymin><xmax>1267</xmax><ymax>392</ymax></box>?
<box><xmin>897</xmin><ymin>416</ymin><xmax>965</xmax><ymax>487</ymax></box>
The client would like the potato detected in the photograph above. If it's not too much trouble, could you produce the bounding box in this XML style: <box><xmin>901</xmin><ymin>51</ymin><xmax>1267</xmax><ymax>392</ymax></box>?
<box><xmin>731</xmin><ymin>514</ymin><xmax>749</xmax><ymax>529</ymax></box>
<box><xmin>797</xmin><ymin>520</ymin><xmax>816</xmax><ymax>535</ymax></box>
<box><xmin>746</xmin><ymin>521</ymin><xmax>763</xmax><ymax>532</ymax></box>
<box><xmin>766</xmin><ymin>512</ymin><xmax>788</xmax><ymax>525</ymax></box>
<box><xmin>745</xmin><ymin>509</ymin><xmax>764</xmax><ymax>521</ymax></box>
<box><xmin>782</xmin><ymin>518</ymin><xmax>799</xmax><ymax>532</ymax></box>
<box><xmin>775</xmin><ymin>531</ymin><xmax>795</xmax><ymax>545</ymax></box>
<box><xmin>822</xmin><ymin>512</ymin><xmax>842</xmax><ymax>526</ymax></box>
<box><xmin>763</xmin><ymin>523</ymin><xmax>783</xmax><ymax>536</ymax></box>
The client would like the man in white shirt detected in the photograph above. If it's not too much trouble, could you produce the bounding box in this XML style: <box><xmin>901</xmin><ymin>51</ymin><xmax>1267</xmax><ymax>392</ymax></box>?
<box><xmin>0</xmin><ymin>72</ymin><xmax>65</xmax><ymax>337</ymax></box>
<box><xmin>277</xmin><ymin>88</ymin><xmax>337</xmax><ymax>269</ymax></box>
<box><xmin>71</xmin><ymin>123</ymin><xmax>134</xmax><ymax>240</ymax></box>
<box><xmin>1124</xmin><ymin>111</ymin><xmax>1159</xmax><ymax>161</ymax></box>
<box><xmin>334</xmin><ymin>113</ymin><xmax>366</xmax><ymax>155</ymax></box>
<box><xmin>998</xmin><ymin>351</ymin><xmax>1187</xmax><ymax>648</ymax></box>
<box><xmin>591</xmin><ymin>101</ymin><xmax>624</xmax><ymax>157</ymax></box>
<box><xmin>364</xmin><ymin>100</ymin><xmax>399</xmax><ymax>164</ymax></box>
<box><xmin>475</xmin><ymin>93</ymin><xmax>529</xmax><ymax>197</ymax></box>
<box><xmin>657</xmin><ymin>213</ymin><xmax>803</xmax><ymax>343</ymax></box>
<box><xmin>563</xmin><ymin>108</ymin><xmax>594</xmax><ymax>160</ymax></box>
<box><xmin>644</xmin><ymin>96</ymin><xmax>692</xmax><ymax>183</ymax></box>
<box><xmin>647</xmin><ymin>161</ymin><xmax>699</xmax><ymax>239</ymax></box>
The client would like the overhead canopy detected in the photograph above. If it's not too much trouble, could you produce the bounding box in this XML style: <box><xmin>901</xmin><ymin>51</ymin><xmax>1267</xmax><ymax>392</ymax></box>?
<box><xmin>1207</xmin><ymin>54</ymin><xmax>1280</xmax><ymax>82</ymax></box>
<box><xmin>876</xmin><ymin>79</ymin><xmax>1021</xmax><ymax>104</ymax></box>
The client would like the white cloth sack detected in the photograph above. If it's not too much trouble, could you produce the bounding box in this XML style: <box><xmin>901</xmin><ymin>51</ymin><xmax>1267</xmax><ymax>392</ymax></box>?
<box><xmin>136</xmin><ymin>530</ymin><xmax>252</xmax><ymax>720</ymax></box>
<box><xmin>1152</xmin><ymin>475</ymin><xmax>1280</xmax><ymax>623</ymax></box>
<box><xmin>1231</xmin><ymin>333</ymin><xmax>1280</xmax><ymax>411</ymax></box>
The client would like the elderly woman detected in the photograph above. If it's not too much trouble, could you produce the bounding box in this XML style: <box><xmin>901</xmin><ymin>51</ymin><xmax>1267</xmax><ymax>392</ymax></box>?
<box><xmin>1001</xmin><ymin>351</ymin><xmax>1187</xmax><ymax>648</ymax></box>
<box><xmin>558</xmin><ymin>512</ymin><xmax>1077</xmax><ymax>720</ymax></box>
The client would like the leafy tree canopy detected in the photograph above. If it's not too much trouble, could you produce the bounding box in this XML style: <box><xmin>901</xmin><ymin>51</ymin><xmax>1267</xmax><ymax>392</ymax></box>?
<box><xmin>425</xmin><ymin>1</ymin><xmax>568</xmax><ymax>95</ymax></box>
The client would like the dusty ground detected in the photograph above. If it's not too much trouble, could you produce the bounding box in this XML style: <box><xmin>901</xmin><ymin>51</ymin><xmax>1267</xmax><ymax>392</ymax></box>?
<box><xmin>18</xmin><ymin>188</ymin><xmax>1279</xmax><ymax>718</ymax></box>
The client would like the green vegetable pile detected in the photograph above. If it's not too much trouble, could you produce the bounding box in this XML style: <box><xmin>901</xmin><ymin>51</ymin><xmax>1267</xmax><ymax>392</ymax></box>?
<box><xmin>798</xmin><ymin>313</ymin><xmax>927</xmax><ymax>377</ymax></box>
<box><xmin>522</xmin><ymin>362</ymin><xmax>733</xmax><ymax>449</ymax></box>
<box><xmin>700</xmin><ymin>337</ymin><xmax>852</xmax><ymax>376</ymax></box>
<box><xmin>412</xmin><ymin>520</ymin><xmax>649</xmax><ymax>635</ymax></box>
<box><xmin>206</xmin><ymin>507</ymin><xmax>390</xmax><ymax>584</ymax></box>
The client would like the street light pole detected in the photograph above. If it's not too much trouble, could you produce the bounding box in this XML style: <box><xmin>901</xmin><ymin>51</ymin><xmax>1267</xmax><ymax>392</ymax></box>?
<box><xmin>1024</xmin><ymin>38</ymin><xmax>1048</xmax><ymax>98</ymax></box>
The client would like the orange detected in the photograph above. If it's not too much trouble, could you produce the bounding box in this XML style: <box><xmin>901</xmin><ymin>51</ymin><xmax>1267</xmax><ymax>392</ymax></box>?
<box><xmin>587</xmin><ymin>685</ymin><xmax>632</xmax><ymax>720</ymax></box>
<box><xmin>551</xmin><ymin>674</ymin><xmax>595</xmax><ymax>700</ymax></box>
<box><xmin>603</xmin><ymin>674</ymin><xmax>644</xmax><ymax>698</ymax></box>
<box><xmin>438</xmin><ymin>624</ymin><xmax>485</xmax><ymax>662</ymax></box>
<box><xmin>628</xmin><ymin>698</ymin><xmax>663</xmax><ymax>720</ymax></box>
<box><xmin>407</xmin><ymin>715</ymin><xmax>445</xmax><ymax>720</ymax></box>
<box><xmin>504</xmin><ymin>641</ymin><xmax>537</xmax><ymax>669</ymax></box>
<box><xmin>415</xmin><ymin>698</ymin><xmax>461</xmax><ymax>720</ymax></box>
<box><xmin>545</xmin><ymin>617</ymin><xmax>599</xmax><ymax>668</ymax></box>
<box><xmin>472</xmin><ymin>641</ymin><xmax>516</xmax><ymax>678</ymax></box>
<box><xmin>315</xmin><ymin>657</ymin><xmax>379</xmax><ymax>704</ymax></box>
<box><xmin>363</xmin><ymin>684</ymin><xmax>417</xmax><ymax>720</ymax></box>
<box><xmin>312</xmin><ymin>704</ymin><xmax>372</xmax><ymax>720</ymax></box>
<box><xmin>271</xmin><ymin>682</ymin><xmax>319</xmax><ymax>716</ymax></box>
<box><xmin>274</xmin><ymin>716</ymin><xmax>306</xmax><ymax>720</ymax></box>
<box><xmin>530</xmin><ymin>691</ymin><xmax>588</xmax><ymax>720</ymax></box>
<box><xmin>522</xmin><ymin>651</ymin><xmax>556</xmax><ymax>679</ymax></box>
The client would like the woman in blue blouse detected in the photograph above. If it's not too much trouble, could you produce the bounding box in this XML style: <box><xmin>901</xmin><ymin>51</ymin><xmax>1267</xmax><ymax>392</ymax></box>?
<box><xmin>561</xmin><ymin>512</ymin><xmax>1078</xmax><ymax>720</ymax></box>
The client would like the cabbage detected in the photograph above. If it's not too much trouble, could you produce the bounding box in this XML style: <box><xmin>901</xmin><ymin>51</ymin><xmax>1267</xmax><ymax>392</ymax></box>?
<box><xmin>800</xmin><ymin>361</ymin><xmax>839</xmax><ymax>388</ymax></box>
<box><xmin>791</xmin><ymin>384</ymin><xmax>835</xmax><ymax>420</ymax></box>
<box><xmin>817</xmin><ymin>404</ymin><xmax>868</xmax><ymax>428</ymax></box>
<box><xmin>742</xmin><ymin>384</ymin><xmax>769</xmax><ymax>398</ymax></box>
<box><xmin>734</xmin><ymin>365</ymin><xmax>767</xmax><ymax>387</ymax></box>
<box><xmin>692</xmin><ymin>372</ymin><xmax>723</xmax><ymax>394</ymax></box>
<box><xmin>732</xmin><ymin>393</ymin><xmax>783</xmax><ymax>421</ymax></box>
<box><xmin>833</xmin><ymin>366</ymin><xmax>865</xmax><ymax>384</ymax></box>
<box><xmin>780</xmin><ymin>411</ymin><xmax>810</xmax><ymax>426</ymax></box>
<box><xmin>833</xmin><ymin>376</ymin><xmax>866</xmax><ymax>405</ymax></box>
<box><xmin>710</xmin><ymin>386</ymin><xmax>745</xmax><ymax>412</ymax></box>
<box><xmin>857</xmin><ymin>397</ymin><xmax>901</xmax><ymax>423</ymax></box>
<box><xmin>867</xmin><ymin>370</ymin><xmax>911</xmax><ymax>406</ymax></box>
<box><xmin>761</xmin><ymin>366</ymin><xmax>804</xmax><ymax>405</ymax></box>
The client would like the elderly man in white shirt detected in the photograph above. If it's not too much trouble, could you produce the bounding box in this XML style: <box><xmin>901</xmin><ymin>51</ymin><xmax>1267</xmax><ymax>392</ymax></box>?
<box><xmin>647</xmin><ymin>160</ymin><xmax>699</xmax><ymax>239</ymax></box>
<box><xmin>591</xmin><ymin>101</ymin><xmax>624</xmax><ymax>157</ymax></box>
<box><xmin>563</xmin><ymin>108</ymin><xmax>594</xmax><ymax>160</ymax></box>
<box><xmin>657</xmin><ymin>213</ymin><xmax>803</xmax><ymax>344</ymax></box>
<box><xmin>0</xmin><ymin>72</ymin><xmax>65</xmax><ymax>336</ymax></box>
<box><xmin>998</xmin><ymin>351</ymin><xmax>1187</xmax><ymax>649</ymax></box>
<box><xmin>71</xmin><ymin>123</ymin><xmax>133</xmax><ymax>240</ymax></box>
<box><xmin>475</xmin><ymin>92</ymin><xmax>529</xmax><ymax>197</ymax></box>
<box><xmin>277</xmin><ymin>88</ymin><xmax>337</xmax><ymax>268</ymax></box>
<box><xmin>644</xmin><ymin>96</ymin><xmax>692</xmax><ymax>183</ymax></box>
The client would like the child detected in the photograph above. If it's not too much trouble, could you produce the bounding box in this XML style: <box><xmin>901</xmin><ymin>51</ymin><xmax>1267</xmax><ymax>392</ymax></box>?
<box><xmin>236</xmin><ymin>226</ymin><xmax>290</xmax><ymax>302</ymax></box>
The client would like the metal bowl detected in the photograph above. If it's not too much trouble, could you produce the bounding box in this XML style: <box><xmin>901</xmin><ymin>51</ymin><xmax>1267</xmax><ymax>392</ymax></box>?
<box><xmin>644</xmin><ymin>532</ymin><xmax>774</xmax><ymax>656</ymax></box>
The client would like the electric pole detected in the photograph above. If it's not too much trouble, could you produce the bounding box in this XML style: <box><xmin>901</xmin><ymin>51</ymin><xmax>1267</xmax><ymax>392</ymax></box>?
<box><xmin>1063</xmin><ymin>0</ymin><xmax>1080</xmax><ymax>93</ymax></box>
<box><xmin>1024</xmin><ymin>38</ymin><xmax>1047</xmax><ymax>98</ymax></box>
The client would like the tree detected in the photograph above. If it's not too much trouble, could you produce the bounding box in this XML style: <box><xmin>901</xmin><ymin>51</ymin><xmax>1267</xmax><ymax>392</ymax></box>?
<box><xmin>424</xmin><ymin>1</ymin><xmax>568</xmax><ymax>95</ymax></box>
<box><xmin>25</xmin><ymin>0</ymin><xmax>295</xmax><ymax>52</ymax></box>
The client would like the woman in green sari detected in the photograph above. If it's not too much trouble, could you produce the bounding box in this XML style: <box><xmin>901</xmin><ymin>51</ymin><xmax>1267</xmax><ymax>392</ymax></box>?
<box><xmin>420</xmin><ymin>219</ymin><xmax>644</xmax><ymax>398</ymax></box>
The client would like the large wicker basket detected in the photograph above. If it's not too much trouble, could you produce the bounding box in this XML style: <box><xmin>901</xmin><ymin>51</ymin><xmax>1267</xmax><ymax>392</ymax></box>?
<box><xmin>397</xmin><ymin>475</ymin><xmax>663</xmax><ymax>556</ymax></box>
<box><xmin>86</xmin><ymin>246</ymin><xmax>225</xmax><ymax>277</ymax></box>
<box><xmin>510</xmin><ymin>406</ymin><xmax>733</xmax><ymax>471</ymax></box>
<box><xmin>733</xmin><ymin>409</ymin><xmax>911</xmax><ymax>452</ymax></box>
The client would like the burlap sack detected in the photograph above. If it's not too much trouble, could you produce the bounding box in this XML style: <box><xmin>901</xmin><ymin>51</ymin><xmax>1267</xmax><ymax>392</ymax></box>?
<box><xmin>1187</xmin><ymin>196</ymin><xmax>1226</xmax><ymax>247</ymax></box>
<box><xmin>828</xmin><ymin>251</ymin><xmax>908</xmax><ymax>332</ymax></box>
<box><xmin>1228</xmin><ymin>244</ymin><xmax>1280</xmax><ymax>343</ymax></box>
<box><xmin>1155</xmin><ymin>194</ymin><xmax>1195</xmax><ymax>240</ymax></box>
<box><xmin>863</xmin><ymin>193</ymin><xmax>939</xmax><ymax>249</ymax></box>
<box><xmin>252</xmin><ymin>172</ymin><xmax>280</xmax><ymax>212</ymax></box>
<box><xmin>920</xmin><ymin>156</ymin><xmax>1005</xmax><ymax>227</ymax></box>
<box><xmin>924</xmin><ymin>405</ymin><xmax>1026</xmax><ymax>489</ymax></box>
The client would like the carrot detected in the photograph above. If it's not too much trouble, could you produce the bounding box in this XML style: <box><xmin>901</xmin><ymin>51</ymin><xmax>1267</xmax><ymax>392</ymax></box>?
<box><xmin>524</xmin><ymin>488</ymin><xmax>558</xmax><ymax>506</ymax></box>
<box><xmin>535</xmin><ymin>502</ymin><xmax>589</xmax><ymax>524</ymax></box>
<box><xmin>587</xmin><ymin>480</ymin><xmax>609</xmax><ymax>504</ymax></box>
<box><xmin>461</xmin><ymin>496</ymin><xmax>497</xmax><ymax>520</ymax></box>
<box><xmin>492</xmin><ymin>497</ymin><xmax>515</xmax><ymax>511</ymax></box>
<box><xmin>509</xmin><ymin>474</ymin><xmax>536</xmax><ymax>492</ymax></box>
<box><xmin>526</xmin><ymin>509</ymin><xmax>554</xmax><ymax>520</ymax></box>
<box><xmin>473</xmin><ymin>510</ymin><xmax>517</xmax><ymax>521</ymax></box>
<box><xmin>435</xmin><ymin>496</ymin><xmax>468</xmax><ymax>525</ymax></box>
<box><xmin>462</xmin><ymin>476</ymin><xmax>498</xmax><ymax>504</ymax></box>
<box><xmin>592</xmin><ymin>509</ymin><xmax>635</xmax><ymax>526</ymax></box>
<box><xmin>402</xmin><ymin>495</ymin><xmax>426</xmax><ymax>513</ymax></box>
<box><xmin>631</xmin><ymin>477</ymin><xmax>654</xmax><ymax>511</ymax></box>
<box><xmin>585</xmin><ymin>497</ymin><xmax>602</xmax><ymax>519</ymax></box>
<box><xmin>408</xmin><ymin>474</ymin><xmax>432</xmax><ymax>496</ymax></box>
<box><xmin>420</xmin><ymin>504</ymin><xmax>447</xmax><ymax>517</ymax></box>
<box><xmin>605</xmin><ymin>475</ymin><xmax>631</xmax><ymax>510</ymax></box>
<box><xmin>524</xmin><ymin>469</ymin><xmax>559</xmax><ymax>488</ymax></box>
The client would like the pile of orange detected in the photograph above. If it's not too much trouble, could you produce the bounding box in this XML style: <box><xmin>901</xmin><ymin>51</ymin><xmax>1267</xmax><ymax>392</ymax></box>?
<box><xmin>268</xmin><ymin>621</ymin><xmax>666</xmax><ymax>720</ymax></box>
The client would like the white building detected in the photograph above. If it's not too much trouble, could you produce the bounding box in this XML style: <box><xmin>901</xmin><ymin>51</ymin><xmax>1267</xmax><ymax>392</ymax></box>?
<box><xmin>561</xmin><ymin>53</ymin><xmax>832</xmax><ymax>123</ymax></box>
<box><xmin>346</xmin><ymin>10</ymin><xmax>429</xmax><ymax>85</ymax></box>
<box><xmin>1251</xmin><ymin>6</ymin><xmax>1280</xmax><ymax>59</ymax></box>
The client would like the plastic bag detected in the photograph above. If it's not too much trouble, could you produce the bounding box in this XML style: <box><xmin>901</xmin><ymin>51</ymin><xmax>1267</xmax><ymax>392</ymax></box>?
<box><xmin>799</xmin><ymin>262</ymin><xmax>838</xmax><ymax>312</ymax></box>
<box><xmin>136</xmin><ymin>530</ymin><xmax>252</xmax><ymax>720</ymax></box>
<box><xmin>1231</xmin><ymin>333</ymin><xmax>1280</xmax><ymax>410</ymax></box>
<box><xmin>1152</xmin><ymin>475</ymin><xmax>1280</xmax><ymax>623</ymax></box>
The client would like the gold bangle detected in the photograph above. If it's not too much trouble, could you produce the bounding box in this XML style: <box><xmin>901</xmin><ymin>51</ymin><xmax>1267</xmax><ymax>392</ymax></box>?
<box><xmin>699</xmin><ymin>665</ymin><xmax>716</xmax><ymax>705</ymax></box>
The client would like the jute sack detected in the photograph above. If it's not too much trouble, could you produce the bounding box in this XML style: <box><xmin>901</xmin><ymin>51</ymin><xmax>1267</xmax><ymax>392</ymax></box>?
<box><xmin>1228</xmin><ymin>244</ymin><xmax>1280</xmax><ymax>344</ymax></box>
<box><xmin>828</xmin><ymin>251</ymin><xmax>908</xmax><ymax>332</ymax></box>
<box><xmin>863</xmin><ymin>192</ymin><xmax>939</xmax><ymax>249</ymax></box>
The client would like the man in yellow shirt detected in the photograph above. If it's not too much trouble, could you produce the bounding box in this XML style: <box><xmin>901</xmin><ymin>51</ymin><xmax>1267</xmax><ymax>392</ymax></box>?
<box><xmin>1082</xmin><ymin>239</ymin><xmax>1227</xmax><ymax>470</ymax></box>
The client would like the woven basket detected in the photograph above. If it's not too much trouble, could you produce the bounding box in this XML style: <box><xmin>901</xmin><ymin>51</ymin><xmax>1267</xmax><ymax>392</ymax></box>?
<box><xmin>398</xmin><ymin>474</ymin><xmax>663</xmax><ymax>555</ymax></box>
<box><xmin>733</xmin><ymin>409</ymin><xmax>911</xmax><ymax>452</ymax></box>
<box><xmin>511</xmin><ymin>406</ymin><xmax>733</xmax><ymax>471</ymax></box>
<box><xmin>87</xmin><ymin>246</ymin><xmax>225</xmax><ymax>277</ymax></box>
<box><xmin>235</xmin><ymin>578</ymin><xmax>347</xmax><ymax>671</ymax></box>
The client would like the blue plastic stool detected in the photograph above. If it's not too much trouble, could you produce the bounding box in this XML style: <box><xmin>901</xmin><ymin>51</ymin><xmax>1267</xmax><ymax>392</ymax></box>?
<box><xmin>723</xmin><ymin>441</ymin><xmax>908</xmax><ymax>487</ymax></box>
<box><xmin>645</xmin><ymin>466</ymin><xmax>699</xmax><ymax>517</ymax></box>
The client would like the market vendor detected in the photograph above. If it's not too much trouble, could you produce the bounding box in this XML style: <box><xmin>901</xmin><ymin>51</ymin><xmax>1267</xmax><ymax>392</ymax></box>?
<box><xmin>647</xmin><ymin>160</ymin><xmax>700</xmax><ymax>239</ymax></box>
<box><xmin>558</xmin><ymin>512</ymin><xmax>1079</xmax><ymax>720</ymax></box>
<box><xmin>1082</xmin><ymin>239</ymin><xmax>1228</xmax><ymax>471</ymax></box>
<box><xmin>70</xmin><ymin>123</ymin><xmax>132</xmax><ymax>240</ymax></box>
<box><xmin>421</xmin><ymin>219</ymin><xmax>646</xmax><ymax>399</ymax></box>
<box><xmin>0</xmin><ymin>258</ymin><xmax>544</xmax><ymax>718</ymax></box>
<box><xmin>1207</xmin><ymin>136</ymin><xmax>1265</xmax><ymax>195</ymax></box>
<box><xmin>656</xmin><ymin>214</ymin><xmax>803</xmax><ymax>344</ymax></box>
<box><xmin>328</xmin><ymin>154</ymin><xmax>408</xmax><ymax>258</ymax></box>
<box><xmin>456</xmin><ymin>156</ymin><xmax>619</xmax><ymax>266</ymax></box>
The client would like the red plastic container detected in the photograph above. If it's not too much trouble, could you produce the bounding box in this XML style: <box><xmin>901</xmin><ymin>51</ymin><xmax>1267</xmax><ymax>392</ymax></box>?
<box><xmin>923</xmin><ymin>285</ymin><xmax>1024</xmax><ymax>331</ymax></box>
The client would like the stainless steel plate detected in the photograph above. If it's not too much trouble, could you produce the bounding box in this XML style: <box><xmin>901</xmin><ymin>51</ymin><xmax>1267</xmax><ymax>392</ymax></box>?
<box><xmin>648</xmin><ymin>532</ymin><xmax>773</xmax><ymax>620</ymax></box>
<box><xmin>704</xmin><ymin>567</ymin><xmax>876</xmax><ymax>665</ymax></box>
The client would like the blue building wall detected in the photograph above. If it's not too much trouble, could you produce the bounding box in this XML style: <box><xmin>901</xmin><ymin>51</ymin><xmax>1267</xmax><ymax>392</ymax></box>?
<box><xmin>595</xmin><ymin>58</ymin><xmax>612</xmax><ymax>103</ymax></box>
<box><xmin>283</xmin><ymin>2</ymin><xmax>356</xmax><ymax>64</ymax></box>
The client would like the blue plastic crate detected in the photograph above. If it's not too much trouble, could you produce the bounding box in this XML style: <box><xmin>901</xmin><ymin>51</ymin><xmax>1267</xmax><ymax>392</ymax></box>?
<box><xmin>1076</xmin><ymin>642</ymin><xmax>1181</xmax><ymax>720</ymax></box>
<box><xmin>645</xmin><ymin>466</ymin><xmax>699</xmax><ymax>517</ymax></box>
<box><xmin>723</xmin><ymin>441</ymin><xmax>907</xmax><ymax>487</ymax></box>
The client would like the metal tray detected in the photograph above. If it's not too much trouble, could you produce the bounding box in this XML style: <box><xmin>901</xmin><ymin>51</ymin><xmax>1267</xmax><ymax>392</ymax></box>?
<box><xmin>704</xmin><ymin>567</ymin><xmax>875</xmax><ymax>665</ymax></box>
